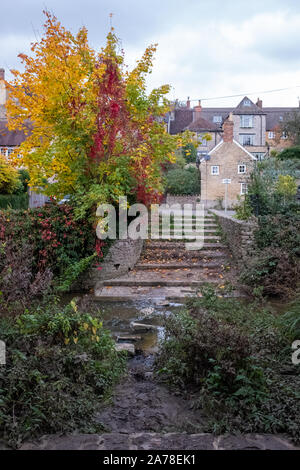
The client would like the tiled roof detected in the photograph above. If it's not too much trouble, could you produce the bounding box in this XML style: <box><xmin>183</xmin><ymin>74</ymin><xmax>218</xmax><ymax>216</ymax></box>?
<box><xmin>0</xmin><ymin>120</ymin><xmax>27</xmax><ymax>146</ymax></box>
<box><xmin>169</xmin><ymin>108</ymin><xmax>193</xmax><ymax>134</ymax></box>
<box><xmin>232</xmin><ymin>96</ymin><xmax>265</xmax><ymax>115</ymax></box>
<box><xmin>185</xmin><ymin>116</ymin><xmax>219</xmax><ymax>132</ymax></box>
<box><xmin>264</xmin><ymin>108</ymin><xmax>299</xmax><ymax>130</ymax></box>
<box><xmin>169</xmin><ymin>103</ymin><xmax>300</xmax><ymax>133</ymax></box>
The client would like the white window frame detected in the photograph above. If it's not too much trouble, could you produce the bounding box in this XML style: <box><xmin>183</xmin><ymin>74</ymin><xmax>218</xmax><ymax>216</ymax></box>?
<box><xmin>240</xmin><ymin>183</ymin><xmax>248</xmax><ymax>195</ymax></box>
<box><xmin>281</xmin><ymin>131</ymin><xmax>288</xmax><ymax>140</ymax></box>
<box><xmin>0</xmin><ymin>146</ymin><xmax>15</xmax><ymax>157</ymax></box>
<box><xmin>211</xmin><ymin>165</ymin><xmax>219</xmax><ymax>175</ymax></box>
<box><xmin>268</xmin><ymin>131</ymin><xmax>275</xmax><ymax>139</ymax></box>
<box><xmin>239</xmin><ymin>134</ymin><xmax>254</xmax><ymax>146</ymax></box>
<box><xmin>240</xmin><ymin>115</ymin><xmax>253</xmax><ymax>128</ymax></box>
<box><xmin>243</xmin><ymin>99</ymin><xmax>251</xmax><ymax>106</ymax></box>
<box><xmin>238</xmin><ymin>164</ymin><xmax>246</xmax><ymax>174</ymax></box>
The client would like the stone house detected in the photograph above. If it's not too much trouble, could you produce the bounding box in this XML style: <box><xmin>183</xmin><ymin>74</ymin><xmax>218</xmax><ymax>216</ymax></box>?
<box><xmin>200</xmin><ymin>115</ymin><xmax>257</xmax><ymax>209</ymax></box>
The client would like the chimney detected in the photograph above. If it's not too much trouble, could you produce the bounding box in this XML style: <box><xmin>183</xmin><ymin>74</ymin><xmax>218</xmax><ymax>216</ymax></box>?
<box><xmin>186</xmin><ymin>96</ymin><xmax>190</xmax><ymax>109</ymax></box>
<box><xmin>223</xmin><ymin>113</ymin><xmax>234</xmax><ymax>143</ymax></box>
<box><xmin>256</xmin><ymin>97</ymin><xmax>263</xmax><ymax>109</ymax></box>
<box><xmin>0</xmin><ymin>68</ymin><xmax>4</xmax><ymax>80</ymax></box>
<box><xmin>193</xmin><ymin>99</ymin><xmax>202</xmax><ymax>121</ymax></box>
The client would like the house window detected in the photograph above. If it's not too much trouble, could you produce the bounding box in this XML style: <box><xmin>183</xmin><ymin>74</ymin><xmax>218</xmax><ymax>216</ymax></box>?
<box><xmin>268</xmin><ymin>131</ymin><xmax>275</xmax><ymax>139</ymax></box>
<box><xmin>211</xmin><ymin>165</ymin><xmax>219</xmax><ymax>175</ymax></box>
<box><xmin>281</xmin><ymin>131</ymin><xmax>288</xmax><ymax>140</ymax></box>
<box><xmin>279</xmin><ymin>116</ymin><xmax>283</xmax><ymax>122</ymax></box>
<box><xmin>240</xmin><ymin>115</ymin><xmax>253</xmax><ymax>128</ymax></box>
<box><xmin>243</xmin><ymin>99</ymin><xmax>251</xmax><ymax>106</ymax></box>
<box><xmin>241</xmin><ymin>183</ymin><xmax>248</xmax><ymax>195</ymax></box>
<box><xmin>239</xmin><ymin>134</ymin><xmax>254</xmax><ymax>146</ymax></box>
<box><xmin>0</xmin><ymin>147</ymin><xmax>15</xmax><ymax>157</ymax></box>
<box><xmin>213</xmin><ymin>116</ymin><xmax>222</xmax><ymax>123</ymax></box>
<box><xmin>238</xmin><ymin>164</ymin><xmax>246</xmax><ymax>174</ymax></box>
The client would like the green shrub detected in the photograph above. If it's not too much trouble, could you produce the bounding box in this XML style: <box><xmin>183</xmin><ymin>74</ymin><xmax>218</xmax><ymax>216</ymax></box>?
<box><xmin>240</xmin><ymin>214</ymin><xmax>300</xmax><ymax>297</ymax></box>
<box><xmin>278</xmin><ymin>146</ymin><xmax>300</xmax><ymax>161</ymax></box>
<box><xmin>0</xmin><ymin>298</ymin><xmax>126</xmax><ymax>448</ymax></box>
<box><xmin>234</xmin><ymin>195</ymin><xmax>253</xmax><ymax>220</ymax></box>
<box><xmin>165</xmin><ymin>167</ymin><xmax>200</xmax><ymax>195</ymax></box>
<box><xmin>0</xmin><ymin>193</ymin><xmax>29</xmax><ymax>210</ymax></box>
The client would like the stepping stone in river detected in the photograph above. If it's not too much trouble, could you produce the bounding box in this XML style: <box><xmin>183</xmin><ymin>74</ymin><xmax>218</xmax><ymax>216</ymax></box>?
<box><xmin>115</xmin><ymin>342</ymin><xmax>135</xmax><ymax>356</ymax></box>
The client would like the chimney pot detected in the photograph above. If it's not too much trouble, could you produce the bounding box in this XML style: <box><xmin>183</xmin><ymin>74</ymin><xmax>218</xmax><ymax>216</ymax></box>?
<box><xmin>256</xmin><ymin>97</ymin><xmax>263</xmax><ymax>108</ymax></box>
<box><xmin>187</xmin><ymin>96</ymin><xmax>190</xmax><ymax>109</ymax></box>
<box><xmin>223</xmin><ymin>116</ymin><xmax>234</xmax><ymax>143</ymax></box>
<box><xmin>0</xmin><ymin>68</ymin><xmax>4</xmax><ymax>80</ymax></box>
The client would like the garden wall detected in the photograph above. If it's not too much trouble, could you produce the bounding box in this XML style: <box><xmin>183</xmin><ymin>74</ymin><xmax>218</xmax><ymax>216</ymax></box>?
<box><xmin>165</xmin><ymin>194</ymin><xmax>201</xmax><ymax>208</ymax></box>
<box><xmin>210</xmin><ymin>210</ymin><xmax>258</xmax><ymax>264</ymax></box>
<box><xmin>75</xmin><ymin>238</ymin><xmax>144</xmax><ymax>291</ymax></box>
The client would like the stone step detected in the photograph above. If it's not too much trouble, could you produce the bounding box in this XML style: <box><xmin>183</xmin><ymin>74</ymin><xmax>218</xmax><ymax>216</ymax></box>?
<box><xmin>145</xmin><ymin>242</ymin><xmax>226</xmax><ymax>250</ymax></box>
<box><xmin>102</xmin><ymin>279</ymin><xmax>219</xmax><ymax>287</ymax></box>
<box><xmin>20</xmin><ymin>432</ymin><xmax>300</xmax><ymax>450</ymax></box>
<box><xmin>141</xmin><ymin>249</ymin><xmax>227</xmax><ymax>259</ymax></box>
<box><xmin>135</xmin><ymin>262</ymin><xmax>224</xmax><ymax>270</ymax></box>
<box><xmin>93</xmin><ymin>286</ymin><xmax>245</xmax><ymax>302</ymax></box>
<box><xmin>149</xmin><ymin>236</ymin><xmax>221</xmax><ymax>241</ymax></box>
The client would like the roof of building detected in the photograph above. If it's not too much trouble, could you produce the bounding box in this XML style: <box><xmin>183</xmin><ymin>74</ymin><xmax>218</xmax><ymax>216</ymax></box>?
<box><xmin>0</xmin><ymin>120</ymin><xmax>27</xmax><ymax>146</ymax></box>
<box><xmin>185</xmin><ymin>116</ymin><xmax>220</xmax><ymax>132</ymax></box>
<box><xmin>170</xmin><ymin>99</ymin><xmax>300</xmax><ymax>134</ymax></box>
<box><xmin>169</xmin><ymin>108</ymin><xmax>193</xmax><ymax>134</ymax></box>
<box><xmin>208</xmin><ymin>139</ymin><xmax>257</xmax><ymax>160</ymax></box>
<box><xmin>232</xmin><ymin>96</ymin><xmax>265</xmax><ymax>115</ymax></box>
<box><xmin>264</xmin><ymin>108</ymin><xmax>299</xmax><ymax>130</ymax></box>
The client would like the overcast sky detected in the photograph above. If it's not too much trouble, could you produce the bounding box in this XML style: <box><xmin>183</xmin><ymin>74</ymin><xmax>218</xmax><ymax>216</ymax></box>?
<box><xmin>1</xmin><ymin>0</ymin><xmax>300</xmax><ymax>107</ymax></box>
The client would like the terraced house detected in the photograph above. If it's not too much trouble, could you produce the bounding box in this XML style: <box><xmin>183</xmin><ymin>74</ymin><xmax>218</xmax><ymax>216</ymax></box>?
<box><xmin>168</xmin><ymin>95</ymin><xmax>299</xmax><ymax>159</ymax></box>
<box><xmin>168</xmin><ymin>95</ymin><xmax>299</xmax><ymax>207</ymax></box>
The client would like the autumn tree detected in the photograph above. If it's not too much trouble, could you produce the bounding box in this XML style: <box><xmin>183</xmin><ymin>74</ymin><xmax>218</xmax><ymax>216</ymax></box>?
<box><xmin>6</xmin><ymin>11</ymin><xmax>191</xmax><ymax>212</ymax></box>
<box><xmin>282</xmin><ymin>110</ymin><xmax>300</xmax><ymax>145</ymax></box>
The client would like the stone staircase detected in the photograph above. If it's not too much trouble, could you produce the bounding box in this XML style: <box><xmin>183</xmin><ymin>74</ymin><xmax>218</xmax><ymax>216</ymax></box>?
<box><xmin>95</xmin><ymin>212</ymin><xmax>237</xmax><ymax>301</ymax></box>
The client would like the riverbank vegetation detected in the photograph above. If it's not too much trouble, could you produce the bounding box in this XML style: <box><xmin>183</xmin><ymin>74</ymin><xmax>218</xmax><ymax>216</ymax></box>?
<box><xmin>0</xmin><ymin>297</ymin><xmax>126</xmax><ymax>448</ymax></box>
<box><xmin>235</xmin><ymin>157</ymin><xmax>300</xmax><ymax>297</ymax></box>
<box><xmin>156</xmin><ymin>286</ymin><xmax>300</xmax><ymax>443</ymax></box>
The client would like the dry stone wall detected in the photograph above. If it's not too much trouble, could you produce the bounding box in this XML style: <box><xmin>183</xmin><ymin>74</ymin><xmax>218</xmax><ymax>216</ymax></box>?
<box><xmin>211</xmin><ymin>210</ymin><xmax>258</xmax><ymax>263</ymax></box>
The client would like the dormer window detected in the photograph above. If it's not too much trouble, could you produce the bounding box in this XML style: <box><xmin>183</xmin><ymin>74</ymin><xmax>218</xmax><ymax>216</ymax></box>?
<box><xmin>243</xmin><ymin>99</ymin><xmax>251</xmax><ymax>106</ymax></box>
<box><xmin>213</xmin><ymin>116</ymin><xmax>222</xmax><ymax>123</ymax></box>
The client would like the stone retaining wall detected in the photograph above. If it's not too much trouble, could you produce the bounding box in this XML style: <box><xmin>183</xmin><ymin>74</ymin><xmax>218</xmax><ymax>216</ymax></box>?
<box><xmin>74</xmin><ymin>238</ymin><xmax>144</xmax><ymax>291</ymax></box>
<box><xmin>165</xmin><ymin>194</ymin><xmax>201</xmax><ymax>208</ymax></box>
<box><xmin>210</xmin><ymin>210</ymin><xmax>258</xmax><ymax>263</ymax></box>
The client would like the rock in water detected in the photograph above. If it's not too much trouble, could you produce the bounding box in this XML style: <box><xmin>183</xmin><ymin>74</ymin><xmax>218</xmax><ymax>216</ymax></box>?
<box><xmin>130</xmin><ymin>322</ymin><xmax>157</xmax><ymax>333</ymax></box>
<box><xmin>115</xmin><ymin>343</ymin><xmax>135</xmax><ymax>356</ymax></box>
<box><xmin>140</xmin><ymin>307</ymin><xmax>155</xmax><ymax>316</ymax></box>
